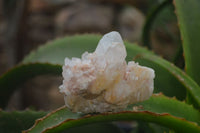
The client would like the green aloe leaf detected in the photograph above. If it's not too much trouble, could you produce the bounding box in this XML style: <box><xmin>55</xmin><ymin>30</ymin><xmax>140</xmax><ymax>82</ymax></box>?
<box><xmin>142</xmin><ymin>0</ymin><xmax>172</xmax><ymax>49</ymax></box>
<box><xmin>0</xmin><ymin>34</ymin><xmax>195</xmax><ymax>108</ymax></box>
<box><xmin>0</xmin><ymin>110</ymin><xmax>46</xmax><ymax>133</ymax></box>
<box><xmin>134</xmin><ymin>54</ymin><xmax>200</xmax><ymax>108</ymax></box>
<box><xmin>23</xmin><ymin>107</ymin><xmax>124</xmax><ymax>133</ymax></box>
<box><xmin>22</xmin><ymin>34</ymin><xmax>151</xmax><ymax>65</ymax></box>
<box><xmin>173</xmin><ymin>0</ymin><xmax>200</xmax><ymax>85</ymax></box>
<box><xmin>0</xmin><ymin>109</ymin><xmax>122</xmax><ymax>133</ymax></box>
<box><xmin>24</xmin><ymin>95</ymin><xmax>200</xmax><ymax>133</ymax></box>
<box><xmin>22</xmin><ymin>35</ymin><xmax>102</xmax><ymax>65</ymax></box>
<box><xmin>0</xmin><ymin>63</ymin><xmax>61</xmax><ymax>108</ymax></box>
<box><xmin>133</xmin><ymin>94</ymin><xmax>200</xmax><ymax>124</ymax></box>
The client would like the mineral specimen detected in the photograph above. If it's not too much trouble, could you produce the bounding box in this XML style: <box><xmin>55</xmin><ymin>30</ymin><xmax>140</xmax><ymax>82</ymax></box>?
<box><xmin>59</xmin><ymin>31</ymin><xmax>155</xmax><ymax>113</ymax></box>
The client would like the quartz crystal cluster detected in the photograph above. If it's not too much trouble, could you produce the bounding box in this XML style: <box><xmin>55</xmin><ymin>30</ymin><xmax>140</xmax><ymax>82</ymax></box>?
<box><xmin>59</xmin><ymin>31</ymin><xmax>155</xmax><ymax>113</ymax></box>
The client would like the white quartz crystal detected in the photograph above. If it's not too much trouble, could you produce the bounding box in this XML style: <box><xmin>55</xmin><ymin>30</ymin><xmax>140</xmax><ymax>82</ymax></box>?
<box><xmin>59</xmin><ymin>31</ymin><xmax>155</xmax><ymax>113</ymax></box>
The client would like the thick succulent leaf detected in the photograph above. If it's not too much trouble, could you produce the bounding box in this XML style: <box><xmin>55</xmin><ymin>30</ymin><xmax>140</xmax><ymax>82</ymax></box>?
<box><xmin>1</xmin><ymin>109</ymin><xmax>122</xmax><ymax>133</ymax></box>
<box><xmin>22</xmin><ymin>35</ymin><xmax>189</xmax><ymax>100</ymax></box>
<box><xmin>132</xmin><ymin>94</ymin><xmax>200</xmax><ymax>125</ymax></box>
<box><xmin>134</xmin><ymin>54</ymin><xmax>200</xmax><ymax>108</ymax></box>
<box><xmin>25</xmin><ymin>95</ymin><xmax>200</xmax><ymax>133</ymax></box>
<box><xmin>174</xmin><ymin>0</ymin><xmax>200</xmax><ymax>85</ymax></box>
<box><xmin>0</xmin><ymin>110</ymin><xmax>46</xmax><ymax>133</ymax></box>
<box><xmin>27</xmin><ymin>112</ymin><xmax>200</xmax><ymax>133</ymax></box>
<box><xmin>0</xmin><ymin>34</ymin><xmax>195</xmax><ymax>108</ymax></box>
<box><xmin>24</xmin><ymin>107</ymin><xmax>80</xmax><ymax>133</ymax></box>
<box><xmin>22</xmin><ymin>34</ymin><xmax>150</xmax><ymax>64</ymax></box>
<box><xmin>142</xmin><ymin>0</ymin><xmax>172</xmax><ymax>49</ymax></box>
<box><xmin>0</xmin><ymin>63</ymin><xmax>61</xmax><ymax>108</ymax></box>
<box><xmin>1</xmin><ymin>34</ymin><xmax>147</xmax><ymax>108</ymax></box>
<box><xmin>21</xmin><ymin>34</ymin><xmax>189</xmax><ymax>101</ymax></box>
<box><xmin>23</xmin><ymin>35</ymin><xmax>101</xmax><ymax>64</ymax></box>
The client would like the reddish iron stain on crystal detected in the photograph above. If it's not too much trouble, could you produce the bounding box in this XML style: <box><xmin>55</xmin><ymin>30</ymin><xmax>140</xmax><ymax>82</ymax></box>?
<box><xmin>59</xmin><ymin>31</ymin><xmax>155</xmax><ymax>113</ymax></box>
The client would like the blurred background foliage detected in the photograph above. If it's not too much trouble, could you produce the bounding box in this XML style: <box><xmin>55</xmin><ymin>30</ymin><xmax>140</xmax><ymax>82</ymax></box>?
<box><xmin>0</xmin><ymin>0</ymin><xmax>181</xmax><ymax>112</ymax></box>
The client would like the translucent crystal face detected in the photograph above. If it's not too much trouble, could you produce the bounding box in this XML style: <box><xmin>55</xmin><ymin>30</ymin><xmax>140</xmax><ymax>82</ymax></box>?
<box><xmin>95</xmin><ymin>31</ymin><xmax>126</xmax><ymax>64</ymax></box>
<box><xmin>59</xmin><ymin>31</ymin><xmax>155</xmax><ymax>113</ymax></box>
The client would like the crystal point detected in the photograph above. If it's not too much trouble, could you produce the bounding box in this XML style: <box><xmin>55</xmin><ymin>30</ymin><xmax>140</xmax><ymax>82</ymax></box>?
<box><xmin>59</xmin><ymin>31</ymin><xmax>155</xmax><ymax>113</ymax></box>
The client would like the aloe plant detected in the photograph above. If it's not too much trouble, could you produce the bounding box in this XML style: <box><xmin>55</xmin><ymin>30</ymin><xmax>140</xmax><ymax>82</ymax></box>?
<box><xmin>0</xmin><ymin>0</ymin><xmax>200</xmax><ymax>132</ymax></box>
